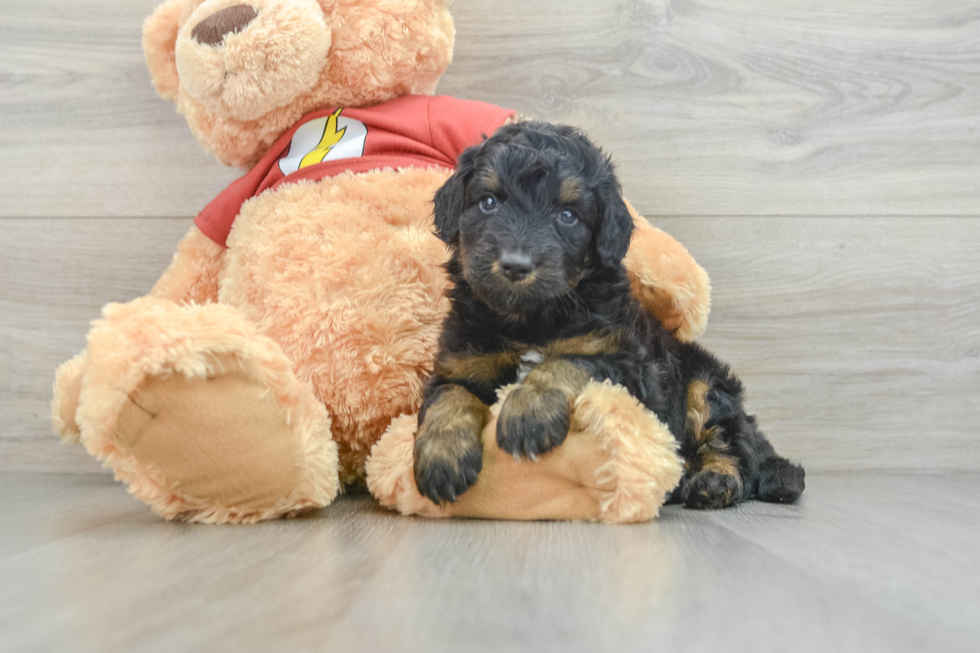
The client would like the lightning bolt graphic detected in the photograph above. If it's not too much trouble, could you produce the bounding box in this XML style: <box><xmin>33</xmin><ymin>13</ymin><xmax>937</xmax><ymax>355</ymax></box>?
<box><xmin>299</xmin><ymin>108</ymin><xmax>347</xmax><ymax>169</ymax></box>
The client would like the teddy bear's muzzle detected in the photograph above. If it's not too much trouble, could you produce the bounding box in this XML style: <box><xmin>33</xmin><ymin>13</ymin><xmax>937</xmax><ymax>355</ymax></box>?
<box><xmin>191</xmin><ymin>5</ymin><xmax>259</xmax><ymax>47</ymax></box>
<box><xmin>175</xmin><ymin>0</ymin><xmax>332</xmax><ymax>122</ymax></box>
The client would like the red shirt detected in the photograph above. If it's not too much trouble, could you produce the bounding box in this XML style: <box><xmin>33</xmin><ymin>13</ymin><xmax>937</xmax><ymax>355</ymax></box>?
<box><xmin>195</xmin><ymin>95</ymin><xmax>516</xmax><ymax>247</ymax></box>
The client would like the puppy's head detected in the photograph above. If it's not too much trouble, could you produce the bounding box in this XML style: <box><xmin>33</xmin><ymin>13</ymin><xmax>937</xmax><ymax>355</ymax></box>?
<box><xmin>434</xmin><ymin>122</ymin><xmax>633</xmax><ymax>316</ymax></box>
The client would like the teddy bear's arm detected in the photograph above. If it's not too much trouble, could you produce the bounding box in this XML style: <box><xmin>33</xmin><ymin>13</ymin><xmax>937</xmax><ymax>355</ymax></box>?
<box><xmin>148</xmin><ymin>225</ymin><xmax>226</xmax><ymax>304</ymax></box>
<box><xmin>622</xmin><ymin>199</ymin><xmax>711</xmax><ymax>342</ymax></box>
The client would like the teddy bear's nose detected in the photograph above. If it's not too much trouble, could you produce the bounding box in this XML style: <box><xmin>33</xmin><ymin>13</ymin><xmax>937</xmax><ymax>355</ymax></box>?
<box><xmin>191</xmin><ymin>5</ymin><xmax>258</xmax><ymax>46</ymax></box>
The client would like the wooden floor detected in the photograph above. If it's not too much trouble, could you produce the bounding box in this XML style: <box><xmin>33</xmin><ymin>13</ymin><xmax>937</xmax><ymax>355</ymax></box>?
<box><xmin>1</xmin><ymin>471</ymin><xmax>977</xmax><ymax>652</ymax></box>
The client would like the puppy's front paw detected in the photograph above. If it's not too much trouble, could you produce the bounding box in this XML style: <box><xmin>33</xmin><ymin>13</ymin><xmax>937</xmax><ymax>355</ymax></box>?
<box><xmin>496</xmin><ymin>385</ymin><xmax>571</xmax><ymax>458</ymax></box>
<box><xmin>413</xmin><ymin>423</ymin><xmax>483</xmax><ymax>505</ymax></box>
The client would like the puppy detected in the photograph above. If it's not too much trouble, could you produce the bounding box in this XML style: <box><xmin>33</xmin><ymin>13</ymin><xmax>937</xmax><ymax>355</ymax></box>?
<box><xmin>414</xmin><ymin>121</ymin><xmax>805</xmax><ymax>509</ymax></box>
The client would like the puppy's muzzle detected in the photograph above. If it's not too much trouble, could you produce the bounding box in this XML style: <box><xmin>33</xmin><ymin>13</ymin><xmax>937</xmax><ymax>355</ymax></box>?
<box><xmin>498</xmin><ymin>250</ymin><xmax>536</xmax><ymax>283</ymax></box>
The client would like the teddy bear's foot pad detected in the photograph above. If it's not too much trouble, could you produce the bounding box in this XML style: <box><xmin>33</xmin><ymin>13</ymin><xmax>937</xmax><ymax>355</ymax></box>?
<box><xmin>116</xmin><ymin>369</ymin><xmax>307</xmax><ymax>517</ymax></box>
<box><xmin>75</xmin><ymin>297</ymin><xmax>339</xmax><ymax>523</ymax></box>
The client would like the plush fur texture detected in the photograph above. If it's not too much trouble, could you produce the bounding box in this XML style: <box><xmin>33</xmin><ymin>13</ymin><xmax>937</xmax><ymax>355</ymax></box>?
<box><xmin>51</xmin><ymin>0</ymin><xmax>717</xmax><ymax>523</ymax></box>
<box><xmin>221</xmin><ymin>167</ymin><xmax>455</xmax><ymax>482</ymax></box>
<box><xmin>413</xmin><ymin>122</ymin><xmax>805</xmax><ymax>509</ymax></box>
<box><xmin>51</xmin><ymin>351</ymin><xmax>86</xmax><ymax>443</ymax></box>
<box><xmin>150</xmin><ymin>225</ymin><xmax>226</xmax><ymax>304</ymax></box>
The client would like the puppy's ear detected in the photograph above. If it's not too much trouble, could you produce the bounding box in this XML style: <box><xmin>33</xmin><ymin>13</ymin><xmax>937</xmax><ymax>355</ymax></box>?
<box><xmin>433</xmin><ymin>145</ymin><xmax>481</xmax><ymax>244</ymax></box>
<box><xmin>595</xmin><ymin>182</ymin><xmax>634</xmax><ymax>268</ymax></box>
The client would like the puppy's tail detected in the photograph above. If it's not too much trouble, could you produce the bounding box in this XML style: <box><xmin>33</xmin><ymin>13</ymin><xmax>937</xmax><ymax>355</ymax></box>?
<box><xmin>756</xmin><ymin>456</ymin><xmax>805</xmax><ymax>504</ymax></box>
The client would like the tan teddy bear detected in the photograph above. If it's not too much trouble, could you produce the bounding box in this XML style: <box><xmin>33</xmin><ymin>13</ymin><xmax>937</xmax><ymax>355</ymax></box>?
<box><xmin>52</xmin><ymin>0</ymin><xmax>710</xmax><ymax>524</ymax></box>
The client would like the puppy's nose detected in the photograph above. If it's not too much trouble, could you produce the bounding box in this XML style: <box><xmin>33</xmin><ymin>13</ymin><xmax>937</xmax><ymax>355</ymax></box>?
<box><xmin>192</xmin><ymin>5</ymin><xmax>258</xmax><ymax>46</ymax></box>
<box><xmin>498</xmin><ymin>251</ymin><xmax>535</xmax><ymax>282</ymax></box>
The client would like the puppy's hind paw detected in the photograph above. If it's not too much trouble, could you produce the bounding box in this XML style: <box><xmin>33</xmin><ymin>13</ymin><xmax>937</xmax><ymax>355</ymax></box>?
<box><xmin>682</xmin><ymin>470</ymin><xmax>742</xmax><ymax>510</ymax></box>
<box><xmin>757</xmin><ymin>456</ymin><xmax>805</xmax><ymax>504</ymax></box>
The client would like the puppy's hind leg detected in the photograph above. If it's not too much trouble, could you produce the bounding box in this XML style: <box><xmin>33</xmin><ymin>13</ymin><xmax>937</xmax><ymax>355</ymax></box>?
<box><xmin>680</xmin><ymin>376</ymin><xmax>805</xmax><ymax>508</ymax></box>
<box><xmin>678</xmin><ymin>379</ymin><xmax>745</xmax><ymax>509</ymax></box>
<box><xmin>680</xmin><ymin>448</ymin><xmax>746</xmax><ymax>510</ymax></box>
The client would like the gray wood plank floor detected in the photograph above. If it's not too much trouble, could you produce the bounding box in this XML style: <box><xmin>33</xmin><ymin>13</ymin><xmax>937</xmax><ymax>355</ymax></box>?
<box><xmin>1</xmin><ymin>472</ymin><xmax>976</xmax><ymax>653</ymax></box>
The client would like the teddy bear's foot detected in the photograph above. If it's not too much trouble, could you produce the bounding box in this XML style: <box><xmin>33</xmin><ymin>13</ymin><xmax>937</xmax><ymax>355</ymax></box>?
<box><xmin>368</xmin><ymin>381</ymin><xmax>684</xmax><ymax>523</ymax></box>
<box><xmin>76</xmin><ymin>298</ymin><xmax>339</xmax><ymax>523</ymax></box>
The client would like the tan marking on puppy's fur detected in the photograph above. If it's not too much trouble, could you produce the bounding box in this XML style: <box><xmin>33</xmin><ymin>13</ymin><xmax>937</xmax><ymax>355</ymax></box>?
<box><xmin>689</xmin><ymin>450</ymin><xmax>743</xmax><ymax>507</ymax></box>
<box><xmin>701</xmin><ymin>452</ymin><xmax>740</xmax><ymax>479</ymax></box>
<box><xmin>435</xmin><ymin>351</ymin><xmax>520</xmax><ymax>383</ymax></box>
<box><xmin>686</xmin><ymin>380</ymin><xmax>712</xmax><ymax>444</ymax></box>
<box><xmin>499</xmin><ymin>384</ymin><xmax>568</xmax><ymax>428</ymax></box>
<box><xmin>478</xmin><ymin>167</ymin><xmax>500</xmax><ymax>193</ymax></box>
<box><xmin>497</xmin><ymin>359</ymin><xmax>588</xmax><ymax>455</ymax></box>
<box><xmin>515</xmin><ymin>269</ymin><xmax>539</xmax><ymax>286</ymax></box>
<box><xmin>522</xmin><ymin>358</ymin><xmax>590</xmax><ymax>399</ymax></box>
<box><xmin>560</xmin><ymin>177</ymin><xmax>583</xmax><ymax>203</ymax></box>
<box><xmin>544</xmin><ymin>331</ymin><xmax>622</xmax><ymax>358</ymax></box>
<box><xmin>415</xmin><ymin>386</ymin><xmax>487</xmax><ymax>469</ymax></box>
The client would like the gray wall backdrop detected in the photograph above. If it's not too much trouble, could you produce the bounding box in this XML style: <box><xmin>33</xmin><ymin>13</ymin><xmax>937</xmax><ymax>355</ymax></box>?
<box><xmin>1</xmin><ymin>0</ymin><xmax>978</xmax><ymax>473</ymax></box>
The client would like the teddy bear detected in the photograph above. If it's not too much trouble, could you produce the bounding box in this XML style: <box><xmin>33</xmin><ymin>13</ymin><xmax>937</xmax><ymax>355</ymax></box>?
<box><xmin>51</xmin><ymin>0</ymin><xmax>711</xmax><ymax>524</ymax></box>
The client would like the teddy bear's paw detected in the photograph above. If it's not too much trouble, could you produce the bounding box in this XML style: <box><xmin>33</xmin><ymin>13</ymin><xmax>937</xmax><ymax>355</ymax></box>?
<box><xmin>622</xmin><ymin>201</ymin><xmax>712</xmax><ymax>343</ymax></box>
<box><xmin>413</xmin><ymin>421</ymin><xmax>483</xmax><ymax>505</ymax></box>
<box><xmin>113</xmin><ymin>365</ymin><xmax>334</xmax><ymax>522</ymax></box>
<box><xmin>496</xmin><ymin>385</ymin><xmax>571</xmax><ymax>459</ymax></box>
<box><xmin>76</xmin><ymin>297</ymin><xmax>339</xmax><ymax>523</ymax></box>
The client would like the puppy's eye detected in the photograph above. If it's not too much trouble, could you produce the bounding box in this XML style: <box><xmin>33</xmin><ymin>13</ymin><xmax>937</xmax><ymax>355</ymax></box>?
<box><xmin>479</xmin><ymin>195</ymin><xmax>498</xmax><ymax>213</ymax></box>
<box><xmin>557</xmin><ymin>209</ymin><xmax>579</xmax><ymax>226</ymax></box>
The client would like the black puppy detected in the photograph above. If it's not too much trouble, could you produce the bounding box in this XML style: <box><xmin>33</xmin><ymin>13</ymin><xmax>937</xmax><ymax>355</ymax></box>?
<box><xmin>414</xmin><ymin>121</ymin><xmax>804</xmax><ymax>509</ymax></box>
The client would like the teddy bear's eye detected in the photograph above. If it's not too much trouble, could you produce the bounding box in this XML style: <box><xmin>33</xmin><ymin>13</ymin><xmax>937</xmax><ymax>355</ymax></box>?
<box><xmin>479</xmin><ymin>195</ymin><xmax>498</xmax><ymax>213</ymax></box>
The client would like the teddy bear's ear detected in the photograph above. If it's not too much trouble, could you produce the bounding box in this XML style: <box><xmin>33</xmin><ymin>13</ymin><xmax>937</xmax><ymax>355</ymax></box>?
<box><xmin>142</xmin><ymin>0</ymin><xmax>184</xmax><ymax>101</ymax></box>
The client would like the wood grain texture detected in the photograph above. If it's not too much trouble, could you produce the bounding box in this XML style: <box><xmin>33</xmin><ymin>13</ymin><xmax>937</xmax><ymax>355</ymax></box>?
<box><xmin>2</xmin><ymin>217</ymin><xmax>978</xmax><ymax>474</ymax></box>
<box><xmin>0</xmin><ymin>218</ymin><xmax>191</xmax><ymax>473</ymax></box>
<box><xmin>706</xmin><ymin>472</ymin><xmax>980</xmax><ymax>640</ymax></box>
<box><xmin>0</xmin><ymin>472</ymin><xmax>977</xmax><ymax>652</ymax></box>
<box><xmin>448</xmin><ymin>0</ymin><xmax>980</xmax><ymax>216</ymax></box>
<box><xmin>0</xmin><ymin>0</ymin><xmax>239</xmax><ymax>218</ymax></box>
<box><xmin>1</xmin><ymin>0</ymin><xmax>979</xmax><ymax>217</ymax></box>
<box><xmin>0</xmin><ymin>473</ymin><xmax>146</xmax><ymax>558</ymax></box>
<box><xmin>664</xmin><ymin>216</ymin><xmax>980</xmax><ymax>471</ymax></box>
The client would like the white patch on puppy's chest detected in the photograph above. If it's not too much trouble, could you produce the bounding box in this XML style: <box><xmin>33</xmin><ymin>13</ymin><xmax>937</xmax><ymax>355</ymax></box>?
<box><xmin>517</xmin><ymin>350</ymin><xmax>544</xmax><ymax>382</ymax></box>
